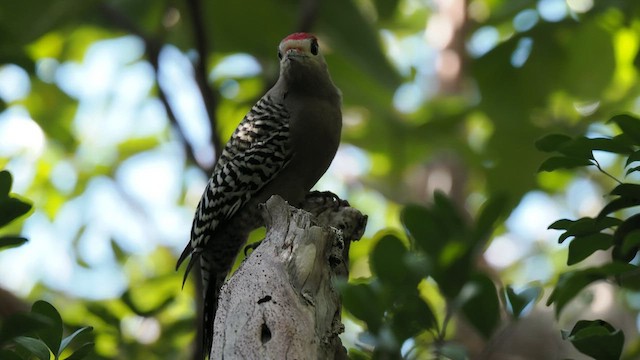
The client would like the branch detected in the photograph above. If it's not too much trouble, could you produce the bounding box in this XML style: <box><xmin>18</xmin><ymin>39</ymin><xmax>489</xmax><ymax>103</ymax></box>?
<box><xmin>211</xmin><ymin>194</ymin><xmax>367</xmax><ymax>359</ymax></box>
<box><xmin>296</xmin><ymin>0</ymin><xmax>320</xmax><ymax>32</ymax></box>
<box><xmin>99</xmin><ymin>3</ymin><xmax>208</xmax><ymax>172</ymax></box>
<box><xmin>185</xmin><ymin>0</ymin><xmax>222</xmax><ymax>159</ymax></box>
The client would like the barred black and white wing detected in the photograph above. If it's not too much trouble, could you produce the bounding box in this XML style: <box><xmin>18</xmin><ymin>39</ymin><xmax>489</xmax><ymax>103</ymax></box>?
<box><xmin>176</xmin><ymin>95</ymin><xmax>291</xmax><ymax>278</ymax></box>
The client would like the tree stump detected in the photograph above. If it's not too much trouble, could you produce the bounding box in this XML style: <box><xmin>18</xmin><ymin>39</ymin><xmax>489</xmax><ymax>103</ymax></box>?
<box><xmin>210</xmin><ymin>194</ymin><xmax>367</xmax><ymax>359</ymax></box>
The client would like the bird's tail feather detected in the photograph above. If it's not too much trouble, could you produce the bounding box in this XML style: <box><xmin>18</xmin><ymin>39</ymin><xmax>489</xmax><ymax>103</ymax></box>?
<box><xmin>201</xmin><ymin>257</ymin><xmax>227</xmax><ymax>359</ymax></box>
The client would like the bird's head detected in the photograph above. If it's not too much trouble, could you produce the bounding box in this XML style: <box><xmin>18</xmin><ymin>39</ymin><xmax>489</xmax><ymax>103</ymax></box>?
<box><xmin>277</xmin><ymin>33</ymin><xmax>333</xmax><ymax>91</ymax></box>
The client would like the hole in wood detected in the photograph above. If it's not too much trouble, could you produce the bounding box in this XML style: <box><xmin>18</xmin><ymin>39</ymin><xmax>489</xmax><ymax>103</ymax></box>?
<box><xmin>261</xmin><ymin>323</ymin><xmax>272</xmax><ymax>344</ymax></box>
<box><xmin>258</xmin><ymin>295</ymin><xmax>272</xmax><ymax>304</ymax></box>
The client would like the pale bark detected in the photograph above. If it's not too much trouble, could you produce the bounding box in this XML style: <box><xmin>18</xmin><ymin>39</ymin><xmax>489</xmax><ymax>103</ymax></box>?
<box><xmin>210</xmin><ymin>194</ymin><xmax>367</xmax><ymax>359</ymax></box>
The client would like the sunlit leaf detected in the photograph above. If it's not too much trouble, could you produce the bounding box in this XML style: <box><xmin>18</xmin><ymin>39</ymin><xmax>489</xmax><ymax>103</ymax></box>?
<box><xmin>59</xmin><ymin>326</ymin><xmax>93</xmax><ymax>356</ymax></box>
<box><xmin>64</xmin><ymin>342</ymin><xmax>94</xmax><ymax>360</ymax></box>
<box><xmin>564</xmin><ymin>320</ymin><xmax>624</xmax><ymax>360</ymax></box>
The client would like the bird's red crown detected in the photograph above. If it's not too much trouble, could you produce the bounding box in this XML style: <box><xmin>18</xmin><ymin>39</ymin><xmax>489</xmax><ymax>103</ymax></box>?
<box><xmin>282</xmin><ymin>32</ymin><xmax>316</xmax><ymax>42</ymax></box>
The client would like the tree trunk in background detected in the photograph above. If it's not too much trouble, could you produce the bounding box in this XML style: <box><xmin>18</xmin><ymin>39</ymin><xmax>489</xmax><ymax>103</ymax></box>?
<box><xmin>210</xmin><ymin>194</ymin><xmax>367</xmax><ymax>359</ymax></box>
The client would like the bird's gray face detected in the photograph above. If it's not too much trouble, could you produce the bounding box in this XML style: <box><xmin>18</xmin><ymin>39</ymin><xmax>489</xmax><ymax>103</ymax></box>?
<box><xmin>278</xmin><ymin>33</ymin><xmax>327</xmax><ymax>76</ymax></box>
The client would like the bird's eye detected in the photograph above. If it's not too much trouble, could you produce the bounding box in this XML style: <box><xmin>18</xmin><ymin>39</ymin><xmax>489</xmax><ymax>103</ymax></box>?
<box><xmin>310</xmin><ymin>39</ymin><xmax>319</xmax><ymax>55</ymax></box>
<box><xmin>278</xmin><ymin>50</ymin><xmax>283</xmax><ymax>60</ymax></box>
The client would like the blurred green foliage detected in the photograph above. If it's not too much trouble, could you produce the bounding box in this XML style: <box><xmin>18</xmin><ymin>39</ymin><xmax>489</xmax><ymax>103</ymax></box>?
<box><xmin>538</xmin><ymin>114</ymin><xmax>640</xmax><ymax>359</ymax></box>
<box><xmin>2</xmin><ymin>0</ymin><xmax>640</xmax><ymax>359</ymax></box>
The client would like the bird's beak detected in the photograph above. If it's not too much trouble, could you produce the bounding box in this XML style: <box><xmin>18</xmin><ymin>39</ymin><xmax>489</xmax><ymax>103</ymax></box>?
<box><xmin>283</xmin><ymin>46</ymin><xmax>305</xmax><ymax>59</ymax></box>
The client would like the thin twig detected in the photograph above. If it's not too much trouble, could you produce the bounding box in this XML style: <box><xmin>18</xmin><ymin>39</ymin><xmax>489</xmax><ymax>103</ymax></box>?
<box><xmin>593</xmin><ymin>158</ymin><xmax>622</xmax><ymax>184</ymax></box>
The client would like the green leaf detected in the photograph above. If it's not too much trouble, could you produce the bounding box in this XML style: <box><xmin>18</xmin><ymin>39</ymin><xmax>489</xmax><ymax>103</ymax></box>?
<box><xmin>473</xmin><ymin>194</ymin><xmax>508</xmax><ymax>244</ymax></box>
<box><xmin>391</xmin><ymin>293</ymin><xmax>437</xmax><ymax>341</ymax></box>
<box><xmin>32</xmin><ymin>300</ymin><xmax>63</xmax><ymax>356</ymax></box>
<box><xmin>567</xmin><ymin>233</ymin><xmax>614</xmax><ymax>265</ymax></box>
<box><xmin>535</xmin><ymin>134</ymin><xmax>573</xmax><ymax>152</ymax></box>
<box><xmin>0</xmin><ymin>312</ymin><xmax>52</xmax><ymax>345</ymax></box>
<box><xmin>0</xmin><ymin>236</ymin><xmax>28</xmax><ymax>250</ymax></box>
<box><xmin>59</xmin><ymin>327</ymin><xmax>93</xmax><ymax>357</ymax></box>
<box><xmin>548</xmin><ymin>219</ymin><xmax>575</xmax><ymax>230</ymax></box>
<box><xmin>504</xmin><ymin>285</ymin><xmax>542</xmax><ymax>318</ymax></box>
<box><xmin>621</xmin><ymin>230</ymin><xmax>640</xmax><ymax>256</ymax></box>
<box><xmin>460</xmin><ymin>273</ymin><xmax>499</xmax><ymax>338</ymax></box>
<box><xmin>598</xmin><ymin>197</ymin><xmax>640</xmax><ymax>218</ymax></box>
<box><xmin>612</xmin><ymin>214</ymin><xmax>640</xmax><ymax>262</ymax></box>
<box><xmin>401</xmin><ymin>204</ymin><xmax>444</xmax><ymax>256</ymax></box>
<box><xmin>86</xmin><ymin>304</ymin><xmax>120</xmax><ymax>329</ymax></box>
<box><xmin>0</xmin><ymin>197</ymin><xmax>33</xmax><ymax>228</ymax></box>
<box><xmin>587</xmin><ymin>137</ymin><xmax>634</xmax><ymax>155</ymax></box>
<box><xmin>556</xmin><ymin>137</ymin><xmax>595</xmax><ymax>159</ymax></box>
<box><xmin>0</xmin><ymin>349</ymin><xmax>22</xmax><ymax>360</ymax></box>
<box><xmin>565</xmin><ymin>320</ymin><xmax>624</xmax><ymax>360</ymax></box>
<box><xmin>373</xmin><ymin>0</ymin><xmax>399</xmax><ymax>20</ymax></box>
<box><xmin>0</xmin><ymin>170</ymin><xmax>11</xmax><ymax>197</ymax></box>
<box><xmin>610</xmin><ymin>114</ymin><xmax>640</xmax><ymax>145</ymax></box>
<box><xmin>13</xmin><ymin>336</ymin><xmax>51</xmax><ymax>360</ymax></box>
<box><xmin>433</xmin><ymin>191</ymin><xmax>467</xmax><ymax>235</ymax></box>
<box><xmin>548</xmin><ymin>262</ymin><xmax>636</xmax><ymax>316</ymax></box>
<box><xmin>626</xmin><ymin>150</ymin><xmax>640</xmax><ymax>167</ymax></box>
<box><xmin>610</xmin><ymin>183</ymin><xmax>640</xmax><ymax>199</ymax></box>
<box><xmin>438</xmin><ymin>343</ymin><xmax>468</xmax><ymax>360</ymax></box>
<box><xmin>121</xmin><ymin>289</ymin><xmax>174</xmax><ymax>317</ymax></box>
<box><xmin>626</xmin><ymin>166</ymin><xmax>640</xmax><ymax>176</ymax></box>
<box><xmin>557</xmin><ymin>217</ymin><xmax>621</xmax><ymax>244</ymax></box>
<box><xmin>538</xmin><ymin>156</ymin><xmax>594</xmax><ymax>172</ymax></box>
<box><xmin>64</xmin><ymin>342</ymin><xmax>94</xmax><ymax>360</ymax></box>
<box><xmin>370</xmin><ymin>234</ymin><xmax>412</xmax><ymax>289</ymax></box>
<box><xmin>340</xmin><ymin>282</ymin><xmax>383</xmax><ymax>333</ymax></box>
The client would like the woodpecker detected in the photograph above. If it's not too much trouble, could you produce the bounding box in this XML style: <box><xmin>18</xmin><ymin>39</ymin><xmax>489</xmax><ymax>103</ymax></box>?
<box><xmin>177</xmin><ymin>32</ymin><xmax>342</xmax><ymax>356</ymax></box>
